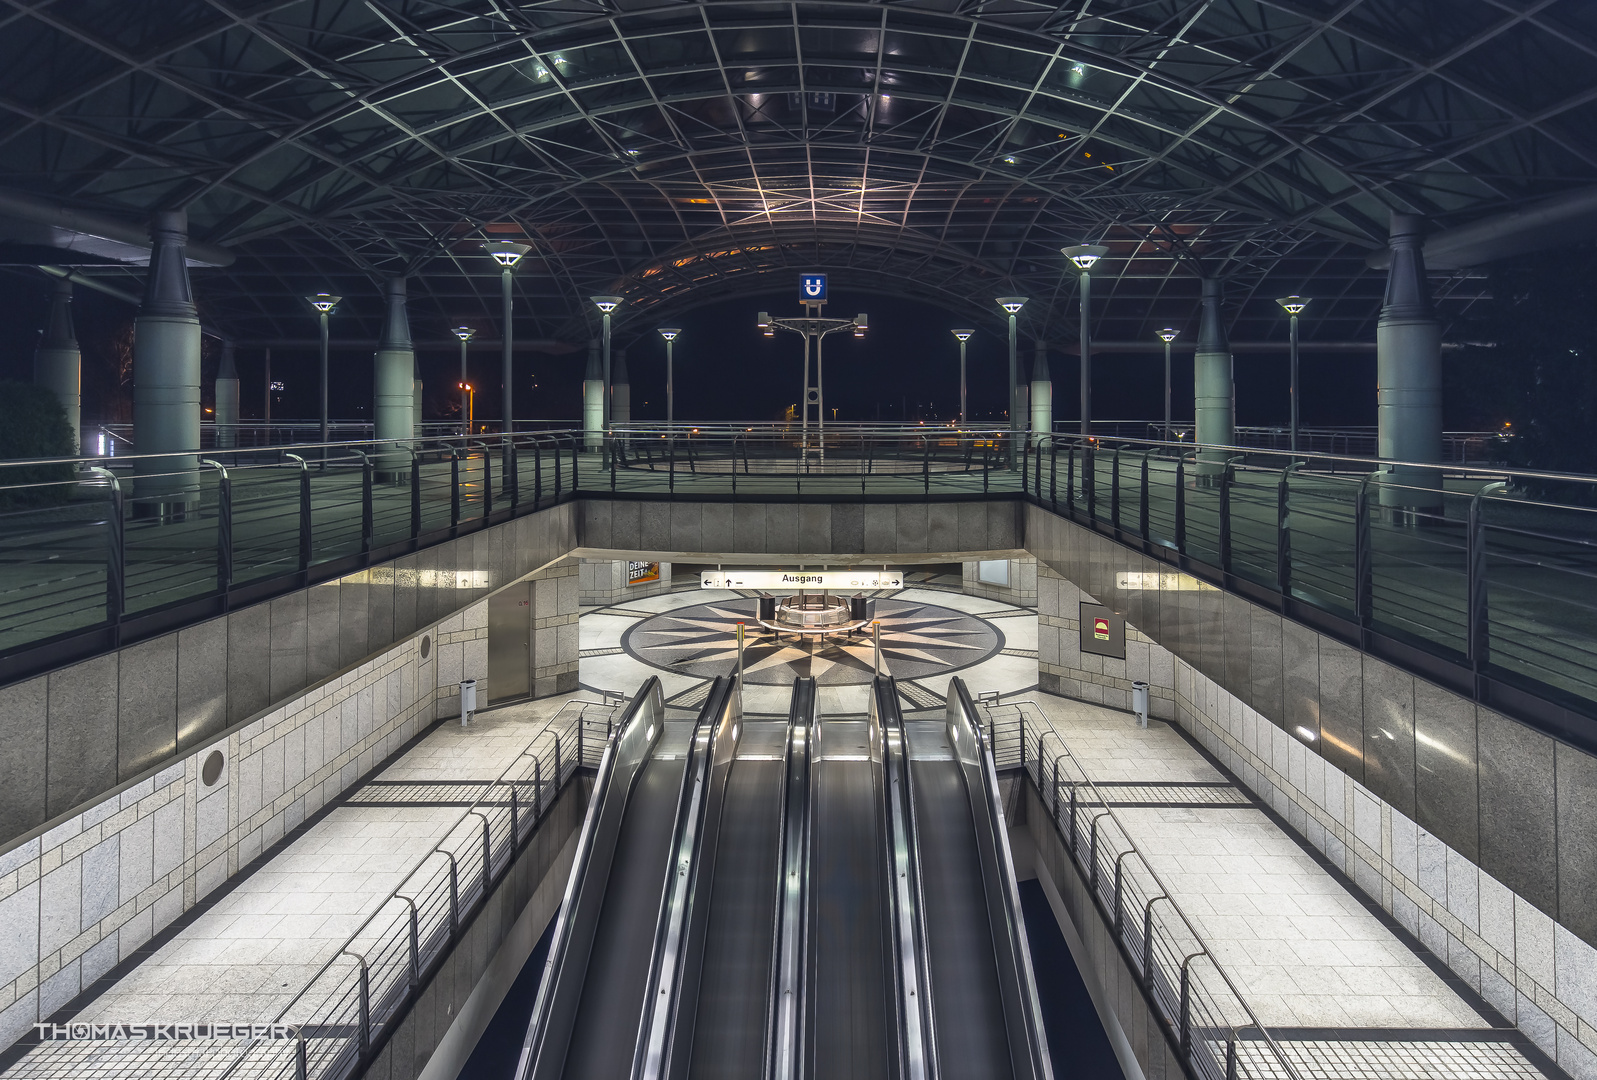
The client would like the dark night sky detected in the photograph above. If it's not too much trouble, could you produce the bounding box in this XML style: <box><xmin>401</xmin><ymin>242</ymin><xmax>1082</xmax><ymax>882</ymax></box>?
<box><xmin>0</xmin><ymin>270</ymin><xmax>1383</xmax><ymax>430</ymax></box>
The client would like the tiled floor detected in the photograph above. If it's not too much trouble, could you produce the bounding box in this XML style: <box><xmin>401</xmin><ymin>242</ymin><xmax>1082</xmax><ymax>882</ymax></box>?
<box><xmin>1027</xmin><ymin>693</ymin><xmax>1491</xmax><ymax>1032</ymax></box>
<box><xmin>2</xmin><ymin>694</ymin><xmax>593</xmax><ymax>1078</ymax></box>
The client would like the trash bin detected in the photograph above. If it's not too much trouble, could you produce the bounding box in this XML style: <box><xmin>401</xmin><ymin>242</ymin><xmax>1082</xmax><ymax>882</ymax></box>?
<box><xmin>1132</xmin><ymin>681</ymin><xmax>1149</xmax><ymax>727</ymax></box>
<box><xmin>459</xmin><ymin>679</ymin><xmax>478</xmax><ymax>726</ymax></box>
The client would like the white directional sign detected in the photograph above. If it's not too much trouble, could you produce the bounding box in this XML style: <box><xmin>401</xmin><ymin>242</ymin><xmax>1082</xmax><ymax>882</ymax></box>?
<box><xmin>701</xmin><ymin>569</ymin><xmax>902</xmax><ymax>591</ymax></box>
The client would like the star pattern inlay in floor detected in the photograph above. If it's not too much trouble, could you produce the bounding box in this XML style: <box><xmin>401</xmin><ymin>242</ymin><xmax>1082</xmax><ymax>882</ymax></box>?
<box><xmin>622</xmin><ymin>597</ymin><xmax>1002</xmax><ymax>685</ymax></box>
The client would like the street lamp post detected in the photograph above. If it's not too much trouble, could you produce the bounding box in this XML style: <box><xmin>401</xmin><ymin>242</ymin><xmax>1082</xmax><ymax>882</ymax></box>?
<box><xmin>483</xmin><ymin>242</ymin><xmax>531</xmax><ymax>435</ymax></box>
<box><xmin>306</xmin><ymin>293</ymin><xmax>341</xmax><ymax>446</ymax></box>
<box><xmin>1277</xmin><ymin>296</ymin><xmax>1309</xmax><ymax>453</ymax></box>
<box><xmin>1158</xmin><ymin>328</ymin><xmax>1179</xmax><ymax>441</ymax></box>
<box><xmin>995</xmin><ymin>298</ymin><xmax>1028</xmax><ymax>465</ymax></box>
<box><xmin>452</xmin><ymin>327</ymin><xmax>475</xmax><ymax>435</ymax></box>
<box><xmin>1061</xmin><ymin>244</ymin><xmax>1109</xmax><ymax>436</ymax></box>
<box><xmin>458</xmin><ymin>383</ymin><xmax>474</xmax><ymax>429</ymax></box>
<box><xmin>590</xmin><ymin>296</ymin><xmax>624</xmax><ymax>434</ymax></box>
<box><xmin>658</xmin><ymin>328</ymin><xmax>681</xmax><ymax>426</ymax></box>
<box><xmin>952</xmin><ymin>329</ymin><xmax>973</xmax><ymax>427</ymax></box>
<box><xmin>759</xmin><ymin>309</ymin><xmax>867</xmax><ymax>466</ymax></box>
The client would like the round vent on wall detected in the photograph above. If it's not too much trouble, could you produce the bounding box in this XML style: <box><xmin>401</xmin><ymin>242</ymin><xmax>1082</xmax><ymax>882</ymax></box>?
<box><xmin>421</xmin><ymin>634</ymin><xmax>432</xmax><ymax>660</ymax></box>
<box><xmin>202</xmin><ymin>750</ymin><xmax>224</xmax><ymax>787</ymax></box>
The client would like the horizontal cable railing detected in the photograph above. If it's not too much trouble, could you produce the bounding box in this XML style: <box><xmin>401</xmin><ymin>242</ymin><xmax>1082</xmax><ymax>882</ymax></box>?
<box><xmin>979</xmin><ymin>700</ymin><xmax>1304</xmax><ymax>1080</ymax></box>
<box><xmin>1075</xmin><ymin>422</ymin><xmax>1508</xmax><ymax>463</ymax></box>
<box><xmin>204</xmin><ymin>696</ymin><xmax>620</xmax><ymax>1080</ymax></box>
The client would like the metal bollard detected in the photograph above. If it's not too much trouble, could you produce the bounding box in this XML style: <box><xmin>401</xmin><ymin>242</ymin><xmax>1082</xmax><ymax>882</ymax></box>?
<box><xmin>1132</xmin><ymin>680</ymin><xmax>1149</xmax><ymax>728</ymax></box>
<box><xmin>459</xmin><ymin>678</ymin><xmax>477</xmax><ymax>726</ymax></box>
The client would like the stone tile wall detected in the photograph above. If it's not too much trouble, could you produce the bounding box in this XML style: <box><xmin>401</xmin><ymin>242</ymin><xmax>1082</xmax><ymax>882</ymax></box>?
<box><xmin>531</xmin><ymin>562</ymin><xmax>580</xmax><ymax>699</ymax></box>
<box><xmin>1026</xmin><ymin>502</ymin><xmax>1597</xmax><ymax>1076</ymax></box>
<box><xmin>960</xmin><ymin>556</ymin><xmax>1038</xmax><ymax>607</ymax></box>
<box><xmin>0</xmin><ymin>503</ymin><xmax>577</xmax><ymax>849</ymax></box>
<box><xmin>578</xmin><ymin>559</ymin><xmax>674</xmax><ymax>605</ymax></box>
<box><xmin>0</xmin><ymin>598</ymin><xmax>494</xmax><ymax>1050</ymax></box>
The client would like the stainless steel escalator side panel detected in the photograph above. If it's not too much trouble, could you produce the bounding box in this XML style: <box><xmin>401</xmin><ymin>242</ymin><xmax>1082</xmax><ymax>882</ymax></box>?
<box><xmin>947</xmin><ymin>677</ymin><xmax>1055</xmax><ymax>1080</ymax></box>
<box><xmin>642</xmin><ymin>676</ymin><xmax>744</xmax><ymax>1080</ymax></box>
<box><xmin>874</xmin><ymin>677</ymin><xmax>937</xmax><ymax>1080</ymax></box>
<box><xmin>516</xmin><ymin>677</ymin><xmax>668</xmax><ymax>1080</ymax></box>
<box><xmin>768</xmin><ymin>677</ymin><xmax>815</xmax><ymax>1080</ymax></box>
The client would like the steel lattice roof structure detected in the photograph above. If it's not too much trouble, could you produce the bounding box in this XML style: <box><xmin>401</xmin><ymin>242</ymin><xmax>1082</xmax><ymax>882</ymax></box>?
<box><xmin>2</xmin><ymin>0</ymin><xmax>1595</xmax><ymax>349</ymax></box>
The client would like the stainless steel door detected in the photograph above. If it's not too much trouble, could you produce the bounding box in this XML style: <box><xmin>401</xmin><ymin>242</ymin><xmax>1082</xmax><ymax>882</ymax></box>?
<box><xmin>487</xmin><ymin>583</ymin><xmax>532</xmax><ymax>703</ymax></box>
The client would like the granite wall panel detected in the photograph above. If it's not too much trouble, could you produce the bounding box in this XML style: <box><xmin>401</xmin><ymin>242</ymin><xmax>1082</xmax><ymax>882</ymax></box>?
<box><xmin>117</xmin><ymin>636</ymin><xmax>177</xmax><ymax>780</ymax></box>
<box><xmin>0</xmin><ymin>678</ymin><xmax>46</xmax><ymax>840</ymax></box>
<box><xmin>1361</xmin><ymin>655</ymin><xmax>1417</xmax><ymax>818</ymax></box>
<box><xmin>1414</xmin><ymin>680</ymin><xmax>1479</xmax><ymax>862</ymax></box>
<box><xmin>46</xmin><ymin>654</ymin><xmax>118</xmax><ymax>818</ymax></box>
<box><xmin>1478</xmin><ymin>707</ymin><xmax>1558</xmax><ymax>916</ymax></box>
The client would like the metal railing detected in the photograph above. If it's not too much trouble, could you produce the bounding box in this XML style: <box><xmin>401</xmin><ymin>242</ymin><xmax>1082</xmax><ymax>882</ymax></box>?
<box><xmin>1022</xmin><ymin>433</ymin><xmax>1597</xmax><ymax>742</ymax></box>
<box><xmin>979</xmin><ymin>699</ymin><xmax>1304</xmax><ymax>1080</ymax></box>
<box><xmin>1075</xmin><ymin>422</ymin><xmax>1508</xmax><ymax>463</ymax></box>
<box><xmin>205</xmin><ymin>695</ymin><xmax>619</xmax><ymax>1080</ymax></box>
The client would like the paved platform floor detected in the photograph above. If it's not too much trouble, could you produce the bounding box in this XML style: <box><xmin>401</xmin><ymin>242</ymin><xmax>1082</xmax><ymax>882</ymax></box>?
<box><xmin>0</xmin><ymin>694</ymin><xmax>594</xmax><ymax>1078</ymax></box>
<box><xmin>1024</xmin><ymin>692</ymin><xmax>1557</xmax><ymax>1078</ymax></box>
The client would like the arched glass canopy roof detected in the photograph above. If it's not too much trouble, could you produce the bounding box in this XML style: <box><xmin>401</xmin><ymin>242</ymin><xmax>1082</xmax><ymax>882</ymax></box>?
<box><xmin>2</xmin><ymin>0</ymin><xmax>1595</xmax><ymax>348</ymax></box>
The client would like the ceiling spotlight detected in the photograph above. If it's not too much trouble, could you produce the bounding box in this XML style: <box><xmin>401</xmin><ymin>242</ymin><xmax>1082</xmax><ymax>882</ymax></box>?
<box><xmin>1277</xmin><ymin>295</ymin><xmax>1310</xmax><ymax>315</ymax></box>
<box><xmin>590</xmin><ymin>295</ymin><xmax>624</xmax><ymax>313</ymax></box>
<box><xmin>996</xmin><ymin>297</ymin><xmax>1028</xmax><ymax>314</ymax></box>
<box><xmin>484</xmin><ymin>240</ymin><xmax>532</xmax><ymax>267</ymax></box>
<box><xmin>1062</xmin><ymin>244</ymin><xmax>1110</xmax><ymax>271</ymax></box>
<box><xmin>306</xmin><ymin>293</ymin><xmax>340</xmax><ymax>313</ymax></box>
<box><xmin>453</xmin><ymin>326</ymin><xmax>475</xmax><ymax>342</ymax></box>
<box><xmin>952</xmin><ymin>329</ymin><xmax>974</xmax><ymax>342</ymax></box>
<box><xmin>1157</xmin><ymin>328</ymin><xmax>1178</xmax><ymax>343</ymax></box>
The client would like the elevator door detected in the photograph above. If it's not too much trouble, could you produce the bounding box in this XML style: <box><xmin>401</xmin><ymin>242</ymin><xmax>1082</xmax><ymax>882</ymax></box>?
<box><xmin>487</xmin><ymin>583</ymin><xmax>533</xmax><ymax>703</ymax></box>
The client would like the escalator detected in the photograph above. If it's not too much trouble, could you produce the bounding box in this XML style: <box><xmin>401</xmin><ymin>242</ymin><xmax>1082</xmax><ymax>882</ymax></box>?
<box><xmin>513</xmin><ymin>673</ymin><xmax>1051</xmax><ymax>1080</ymax></box>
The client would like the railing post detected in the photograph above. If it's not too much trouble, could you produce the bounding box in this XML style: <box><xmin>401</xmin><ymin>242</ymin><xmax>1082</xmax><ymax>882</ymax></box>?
<box><xmin>1085</xmin><ymin>442</ymin><xmax>1096</xmax><ymax>520</ymax></box>
<box><xmin>202</xmin><ymin>460</ymin><xmax>232</xmax><ymax>594</ymax></box>
<box><xmin>407</xmin><ymin>901</ymin><xmax>420</xmax><ymax>989</ymax></box>
<box><xmin>510</xmin><ymin>783</ymin><xmax>519</xmax><ymax>844</ymax></box>
<box><xmin>1140</xmin><ymin>452</ymin><xmax>1150</xmax><ymax>541</ymax></box>
<box><xmin>555</xmin><ymin>734</ymin><xmax>562</xmax><ymax>787</ymax></box>
<box><xmin>1052</xmin><ymin>755</ymin><xmax>1060</xmax><ymax>818</ymax></box>
<box><xmin>577</xmin><ymin>717</ymin><xmax>584</xmax><ymax>765</ymax></box>
<box><xmin>360</xmin><ymin>452</ymin><xmax>374</xmax><ymax>553</ymax></box>
<box><xmin>102</xmin><ymin>471</ymin><xmax>125</xmax><ymax>625</ymax></box>
<box><xmin>506</xmin><ymin>439</ymin><xmax>518</xmax><ymax>508</ymax></box>
<box><xmin>569</xmin><ymin>438</ymin><xmax>578</xmax><ymax>494</ymax></box>
<box><xmin>1175</xmin><ymin>456</ymin><xmax>1187</xmax><ymax>555</ymax></box>
<box><xmin>1111</xmin><ymin>447</ymin><xmax>1121</xmax><ymax>529</ymax></box>
<box><xmin>1219</xmin><ymin>460</ymin><xmax>1233</xmax><ymax>573</ymax></box>
<box><xmin>535</xmin><ymin>755</ymin><xmax>542</xmax><ymax>818</ymax></box>
<box><xmin>1467</xmin><ymin>486</ymin><xmax>1495</xmax><ymax>673</ymax></box>
<box><xmin>1068</xmin><ymin>786</ymin><xmax>1078</xmax><ymax>855</ymax></box>
<box><xmin>480</xmin><ymin>443</ymin><xmax>494</xmax><ymax>517</ymax></box>
<box><xmin>286</xmin><ymin>453</ymin><xmax>312</xmax><ymax>574</ymax></box>
<box><xmin>450</xmin><ymin>449</ymin><xmax>461</xmax><ymax>526</ymax></box>
<box><xmin>410</xmin><ymin>449</ymin><xmax>422</xmax><ymax>539</ymax></box>
<box><xmin>669</xmin><ymin>435</ymin><xmax>675</xmax><ymax>495</ymax></box>
<box><xmin>1142</xmin><ymin>897</ymin><xmax>1160</xmax><ymax>982</ymax></box>
<box><xmin>446</xmin><ymin>851</ymin><xmax>459</xmax><ymax>938</ymax></box>
<box><xmin>1276</xmin><ymin>464</ymin><xmax>1293</xmax><ymax>594</ymax></box>
<box><xmin>1355</xmin><ymin>473</ymin><xmax>1373</xmax><ymax>630</ymax></box>
<box><xmin>1114</xmin><ymin>853</ymin><xmax>1126</xmax><ymax>935</ymax></box>
<box><xmin>1179</xmin><ymin>955</ymin><xmax>1195</xmax><ymax>1058</ymax></box>
<box><xmin>357</xmin><ymin>956</ymin><xmax>370</xmax><ymax>1060</ymax></box>
<box><xmin>1066</xmin><ymin>444</ymin><xmax>1075</xmax><ymax>512</ymax></box>
<box><xmin>982</xmin><ymin>441</ymin><xmax>990</xmax><ymax>494</ymax></box>
<box><xmin>296</xmin><ymin>1032</ymin><xmax>308</xmax><ymax>1080</ymax></box>
<box><xmin>480</xmin><ymin>812</ymin><xmax>493</xmax><ymax>884</ymax></box>
<box><xmin>923</xmin><ymin>435</ymin><xmax>930</xmax><ymax>496</ymax></box>
<box><xmin>533</xmin><ymin>437</ymin><xmax>544</xmax><ymax>510</ymax></box>
<box><xmin>1050</xmin><ymin>442</ymin><xmax>1058</xmax><ymax>510</ymax></box>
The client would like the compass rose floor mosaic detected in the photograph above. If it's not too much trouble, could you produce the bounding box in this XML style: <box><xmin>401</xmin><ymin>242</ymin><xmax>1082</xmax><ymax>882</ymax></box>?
<box><xmin>579</xmin><ymin>584</ymin><xmax>1038</xmax><ymax>715</ymax></box>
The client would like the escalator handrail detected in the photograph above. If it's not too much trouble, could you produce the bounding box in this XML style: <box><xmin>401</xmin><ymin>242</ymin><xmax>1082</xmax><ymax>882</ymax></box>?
<box><xmin>874</xmin><ymin>677</ymin><xmax>936</xmax><ymax>1080</ymax></box>
<box><xmin>640</xmin><ymin>675</ymin><xmax>743</xmax><ymax>1080</ymax></box>
<box><xmin>515</xmin><ymin>677</ymin><xmax>667</xmax><ymax>1080</ymax></box>
<box><xmin>947</xmin><ymin>677</ymin><xmax>1055</xmax><ymax>1080</ymax></box>
<box><xmin>767</xmin><ymin>677</ymin><xmax>815</xmax><ymax>1080</ymax></box>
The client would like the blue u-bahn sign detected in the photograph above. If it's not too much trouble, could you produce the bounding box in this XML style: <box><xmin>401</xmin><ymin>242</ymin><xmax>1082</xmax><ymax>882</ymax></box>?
<box><xmin>801</xmin><ymin>273</ymin><xmax>827</xmax><ymax>302</ymax></box>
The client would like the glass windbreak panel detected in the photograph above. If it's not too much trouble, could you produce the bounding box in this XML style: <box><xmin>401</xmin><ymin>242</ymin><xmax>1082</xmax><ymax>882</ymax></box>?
<box><xmin>1228</xmin><ymin>467</ymin><xmax>1280</xmax><ymax>587</ymax></box>
<box><xmin>308</xmin><ymin>457</ymin><xmax>368</xmax><ymax>564</ymax></box>
<box><xmin>1482</xmin><ymin>498</ymin><xmax>1597</xmax><ymax>706</ymax></box>
<box><xmin>370</xmin><ymin>465</ymin><xmax>413</xmax><ymax>549</ymax></box>
<box><xmin>1367</xmin><ymin>488</ymin><xmax>1468</xmax><ymax>658</ymax></box>
<box><xmin>1285</xmin><ymin>472</ymin><xmax>1360</xmax><ymax>619</ymax></box>
<box><xmin>1182</xmin><ymin>465</ymin><xmax>1223</xmax><ymax>565</ymax></box>
<box><xmin>0</xmin><ymin>473</ymin><xmax>111</xmax><ymax>650</ymax></box>
<box><xmin>123</xmin><ymin>469</ymin><xmax>221</xmax><ymax>615</ymax></box>
<box><xmin>1144</xmin><ymin>455</ymin><xmax>1180</xmax><ymax>547</ymax></box>
<box><xmin>417</xmin><ymin>451</ymin><xmax>455</xmax><ymax>534</ymax></box>
<box><xmin>231</xmin><ymin>463</ymin><xmax>306</xmax><ymax>585</ymax></box>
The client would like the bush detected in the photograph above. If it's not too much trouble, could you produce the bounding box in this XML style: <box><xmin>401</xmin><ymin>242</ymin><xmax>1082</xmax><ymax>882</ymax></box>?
<box><xmin>0</xmin><ymin>381</ymin><xmax>77</xmax><ymax>506</ymax></box>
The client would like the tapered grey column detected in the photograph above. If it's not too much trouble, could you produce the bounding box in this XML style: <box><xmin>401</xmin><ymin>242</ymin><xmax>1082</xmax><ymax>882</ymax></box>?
<box><xmin>612</xmin><ymin>347</ymin><xmax>631</xmax><ymax>426</ymax></box>
<box><xmin>1377</xmin><ymin>213</ymin><xmax>1444</xmax><ymax>510</ymax></box>
<box><xmin>214</xmin><ymin>340</ymin><xmax>239</xmax><ymax>448</ymax></box>
<box><xmin>33</xmin><ymin>278</ymin><xmax>80</xmax><ymax>452</ymax></box>
<box><xmin>582</xmin><ymin>339</ymin><xmax>603</xmax><ymax>449</ymax></box>
<box><xmin>374</xmin><ymin>277</ymin><xmax>414</xmax><ymax>476</ymax></box>
<box><xmin>133</xmin><ymin>209</ymin><xmax>202</xmax><ymax>512</ymax></box>
<box><xmin>1193</xmin><ymin>277</ymin><xmax>1234</xmax><ymax>477</ymax></box>
<box><xmin>1030</xmin><ymin>341</ymin><xmax>1052</xmax><ymax>445</ymax></box>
